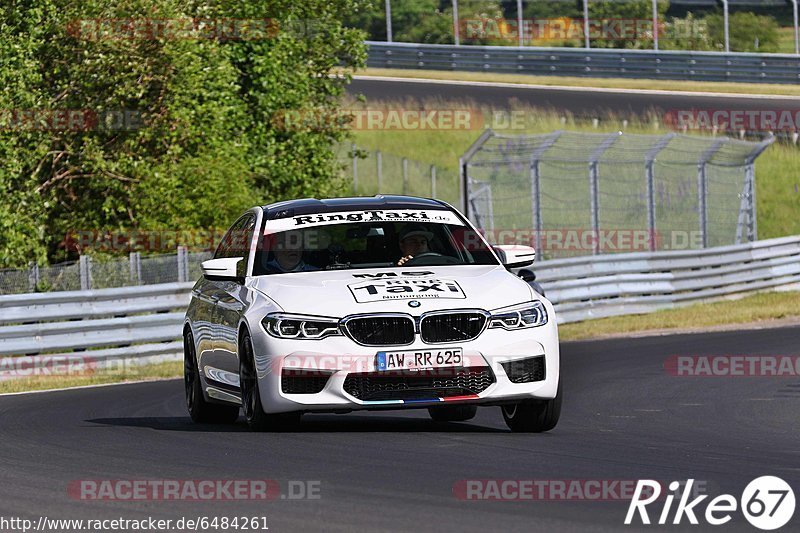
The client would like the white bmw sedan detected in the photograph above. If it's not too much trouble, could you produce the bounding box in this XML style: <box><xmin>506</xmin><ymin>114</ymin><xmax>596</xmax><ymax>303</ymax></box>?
<box><xmin>184</xmin><ymin>196</ymin><xmax>561</xmax><ymax>432</ymax></box>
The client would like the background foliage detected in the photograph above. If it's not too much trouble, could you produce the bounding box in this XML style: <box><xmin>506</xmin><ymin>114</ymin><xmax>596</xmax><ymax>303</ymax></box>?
<box><xmin>349</xmin><ymin>1</ymin><xmax>783</xmax><ymax>52</ymax></box>
<box><xmin>0</xmin><ymin>0</ymin><xmax>367</xmax><ymax>267</ymax></box>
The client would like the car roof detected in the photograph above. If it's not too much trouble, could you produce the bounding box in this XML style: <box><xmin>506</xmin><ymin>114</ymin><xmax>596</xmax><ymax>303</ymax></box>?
<box><xmin>261</xmin><ymin>195</ymin><xmax>450</xmax><ymax>220</ymax></box>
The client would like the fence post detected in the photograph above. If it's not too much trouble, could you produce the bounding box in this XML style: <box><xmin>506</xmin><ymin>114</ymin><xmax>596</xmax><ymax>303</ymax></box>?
<box><xmin>588</xmin><ymin>133</ymin><xmax>621</xmax><ymax>255</ymax></box>
<box><xmin>517</xmin><ymin>0</ymin><xmax>524</xmax><ymax>47</ymax></box>
<box><xmin>645</xmin><ymin>133</ymin><xmax>675</xmax><ymax>252</ymax></box>
<box><xmin>459</xmin><ymin>157</ymin><xmax>466</xmax><ymax>215</ymax></box>
<box><xmin>79</xmin><ymin>255</ymin><xmax>92</xmax><ymax>290</ymax></box>
<box><xmin>385</xmin><ymin>0</ymin><xmax>393</xmax><ymax>42</ymax></box>
<box><xmin>645</xmin><ymin>162</ymin><xmax>657</xmax><ymax>250</ymax></box>
<box><xmin>129</xmin><ymin>252</ymin><xmax>135</xmax><ymax>284</ymax></box>
<box><xmin>28</xmin><ymin>262</ymin><xmax>40</xmax><ymax>292</ymax></box>
<box><xmin>377</xmin><ymin>150</ymin><xmax>383</xmax><ymax>193</ymax></box>
<box><xmin>129</xmin><ymin>252</ymin><xmax>141</xmax><ymax>285</ymax></box>
<box><xmin>722</xmin><ymin>0</ymin><xmax>730</xmax><ymax>52</ymax></box>
<box><xmin>652</xmin><ymin>0</ymin><xmax>659</xmax><ymax>51</ymax></box>
<box><xmin>582</xmin><ymin>0</ymin><xmax>590</xmax><ymax>49</ymax></box>
<box><xmin>735</xmin><ymin>168</ymin><xmax>758</xmax><ymax>245</ymax></box>
<box><xmin>746</xmin><ymin>164</ymin><xmax>758</xmax><ymax>241</ymax></box>
<box><xmin>352</xmin><ymin>143</ymin><xmax>358</xmax><ymax>194</ymax></box>
<box><xmin>529</xmin><ymin>131</ymin><xmax>563</xmax><ymax>253</ymax></box>
<box><xmin>697</xmin><ymin>163</ymin><xmax>708</xmax><ymax>248</ymax></box>
<box><xmin>459</xmin><ymin>129</ymin><xmax>496</xmax><ymax>220</ymax></box>
<box><xmin>793</xmin><ymin>0</ymin><xmax>799</xmax><ymax>55</ymax></box>
<box><xmin>531</xmin><ymin>161</ymin><xmax>542</xmax><ymax>252</ymax></box>
<box><xmin>402</xmin><ymin>158</ymin><xmax>408</xmax><ymax>195</ymax></box>
<box><xmin>739</xmin><ymin>136</ymin><xmax>773</xmax><ymax>242</ymax></box>
<box><xmin>452</xmin><ymin>0</ymin><xmax>460</xmax><ymax>46</ymax></box>
<box><xmin>430</xmin><ymin>165</ymin><xmax>437</xmax><ymax>198</ymax></box>
<box><xmin>589</xmin><ymin>162</ymin><xmax>600</xmax><ymax>254</ymax></box>
<box><xmin>697</xmin><ymin>138</ymin><xmax>726</xmax><ymax>249</ymax></box>
<box><xmin>177</xmin><ymin>246</ymin><xmax>189</xmax><ymax>283</ymax></box>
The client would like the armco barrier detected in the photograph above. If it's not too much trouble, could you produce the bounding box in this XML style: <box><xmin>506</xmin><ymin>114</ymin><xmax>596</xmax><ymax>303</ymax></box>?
<box><xmin>1</xmin><ymin>236</ymin><xmax>798</xmax><ymax>377</ymax></box>
<box><xmin>534</xmin><ymin>235</ymin><xmax>800</xmax><ymax>322</ymax></box>
<box><xmin>0</xmin><ymin>283</ymin><xmax>193</xmax><ymax>379</ymax></box>
<box><xmin>366</xmin><ymin>41</ymin><xmax>800</xmax><ymax>84</ymax></box>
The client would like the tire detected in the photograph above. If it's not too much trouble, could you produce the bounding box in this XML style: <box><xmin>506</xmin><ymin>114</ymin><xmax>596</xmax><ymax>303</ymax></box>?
<box><xmin>184</xmin><ymin>330</ymin><xmax>240</xmax><ymax>424</ymax></box>
<box><xmin>428</xmin><ymin>404</ymin><xmax>478</xmax><ymax>422</ymax></box>
<box><xmin>501</xmin><ymin>381</ymin><xmax>562</xmax><ymax>433</ymax></box>
<box><xmin>239</xmin><ymin>333</ymin><xmax>301</xmax><ymax>432</ymax></box>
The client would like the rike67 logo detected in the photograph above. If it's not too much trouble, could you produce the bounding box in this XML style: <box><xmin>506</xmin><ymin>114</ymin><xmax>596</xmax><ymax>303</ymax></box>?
<box><xmin>625</xmin><ymin>477</ymin><xmax>795</xmax><ymax>530</ymax></box>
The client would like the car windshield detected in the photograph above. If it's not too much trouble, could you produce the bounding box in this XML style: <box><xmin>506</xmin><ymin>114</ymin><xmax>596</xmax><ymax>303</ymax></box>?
<box><xmin>253</xmin><ymin>217</ymin><xmax>498</xmax><ymax>275</ymax></box>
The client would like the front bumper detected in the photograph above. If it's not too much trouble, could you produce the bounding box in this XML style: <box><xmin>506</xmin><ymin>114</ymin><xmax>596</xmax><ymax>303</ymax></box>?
<box><xmin>249</xmin><ymin>318</ymin><xmax>560</xmax><ymax>414</ymax></box>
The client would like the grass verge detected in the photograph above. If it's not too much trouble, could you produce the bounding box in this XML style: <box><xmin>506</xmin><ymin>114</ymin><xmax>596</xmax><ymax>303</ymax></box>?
<box><xmin>348</xmin><ymin>101</ymin><xmax>800</xmax><ymax>240</ymax></box>
<box><xmin>559</xmin><ymin>290</ymin><xmax>800</xmax><ymax>342</ymax></box>
<box><xmin>0</xmin><ymin>360</ymin><xmax>182</xmax><ymax>394</ymax></box>
<box><xmin>356</xmin><ymin>67</ymin><xmax>800</xmax><ymax>97</ymax></box>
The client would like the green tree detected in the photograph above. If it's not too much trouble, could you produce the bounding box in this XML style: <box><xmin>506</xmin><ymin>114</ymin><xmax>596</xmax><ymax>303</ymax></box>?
<box><xmin>661</xmin><ymin>12</ymin><xmax>713</xmax><ymax>51</ymax></box>
<box><xmin>523</xmin><ymin>0</ymin><xmax>669</xmax><ymax>49</ymax></box>
<box><xmin>704</xmin><ymin>11</ymin><xmax>779</xmax><ymax>53</ymax></box>
<box><xmin>0</xmin><ymin>0</ymin><xmax>367</xmax><ymax>267</ymax></box>
<box><xmin>344</xmin><ymin>0</ymin><xmax>507</xmax><ymax>45</ymax></box>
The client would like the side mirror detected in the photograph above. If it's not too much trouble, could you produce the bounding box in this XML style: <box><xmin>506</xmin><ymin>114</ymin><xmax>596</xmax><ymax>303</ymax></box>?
<box><xmin>518</xmin><ymin>268</ymin><xmax>546</xmax><ymax>297</ymax></box>
<box><xmin>493</xmin><ymin>245</ymin><xmax>536</xmax><ymax>269</ymax></box>
<box><xmin>202</xmin><ymin>257</ymin><xmax>244</xmax><ymax>282</ymax></box>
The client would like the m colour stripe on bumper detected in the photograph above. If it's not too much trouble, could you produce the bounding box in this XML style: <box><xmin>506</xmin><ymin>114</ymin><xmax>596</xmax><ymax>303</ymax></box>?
<box><xmin>362</xmin><ymin>394</ymin><xmax>479</xmax><ymax>406</ymax></box>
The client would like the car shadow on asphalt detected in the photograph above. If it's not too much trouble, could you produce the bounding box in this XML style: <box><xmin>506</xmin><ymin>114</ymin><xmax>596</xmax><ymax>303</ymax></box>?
<box><xmin>85</xmin><ymin>414</ymin><xmax>507</xmax><ymax>433</ymax></box>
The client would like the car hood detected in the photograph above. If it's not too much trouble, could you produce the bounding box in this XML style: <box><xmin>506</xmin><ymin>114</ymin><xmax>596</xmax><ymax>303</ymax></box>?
<box><xmin>249</xmin><ymin>265</ymin><xmax>536</xmax><ymax>316</ymax></box>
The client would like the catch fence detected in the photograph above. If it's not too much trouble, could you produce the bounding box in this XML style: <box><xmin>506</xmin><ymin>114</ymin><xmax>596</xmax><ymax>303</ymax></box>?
<box><xmin>0</xmin><ymin>249</ymin><xmax>211</xmax><ymax>296</ymax></box>
<box><xmin>461</xmin><ymin>130</ymin><xmax>773</xmax><ymax>259</ymax></box>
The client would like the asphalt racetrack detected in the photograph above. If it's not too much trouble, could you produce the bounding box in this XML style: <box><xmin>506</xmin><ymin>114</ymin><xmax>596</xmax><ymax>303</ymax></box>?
<box><xmin>1</xmin><ymin>325</ymin><xmax>798</xmax><ymax>532</ymax></box>
<box><xmin>348</xmin><ymin>76</ymin><xmax>800</xmax><ymax>118</ymax></box>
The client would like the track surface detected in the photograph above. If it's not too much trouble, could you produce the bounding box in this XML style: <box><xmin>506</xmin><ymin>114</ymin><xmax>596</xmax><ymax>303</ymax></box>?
<box><xmin>1</xmin><ymin>326</ymin><xmax>798</xmax><ymax>532</ymax></box>
<box><xmin>348</xmin><ymin>77</ymin><xmax>800</xmax><ymax>117</ymax></box>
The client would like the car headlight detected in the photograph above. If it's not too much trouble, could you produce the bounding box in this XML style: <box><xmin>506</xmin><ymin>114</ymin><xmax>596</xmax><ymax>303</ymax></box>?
<box><xmin>489</xmin><ymin>301</ymin><xmax>548</xmax><ymax>330</ymax></box>
<box><xmin>262</xmin><ymin>313</ymin><xmax>342</xmax><ymax>340</ymax></box>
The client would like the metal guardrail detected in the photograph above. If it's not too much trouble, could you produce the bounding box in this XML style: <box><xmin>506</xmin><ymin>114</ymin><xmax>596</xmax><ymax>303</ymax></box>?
<box><xmin>534</xmin><ymin>235</ymin><xmax>800</xmax><ymax>323</ymax></box>
<box><xmin>1</xmin><ymin>235</ymin><xmax>798</xmax><ymax>378</ymax></box>
<box><xmin>366</xmin><ymin>41</ymin><xmax>800</xmax><ymax>84</ymax></box>
<box><xmin>0</xmin><ymin>283</ymin><xmax>193</xmax><ymax>379</ymax></box>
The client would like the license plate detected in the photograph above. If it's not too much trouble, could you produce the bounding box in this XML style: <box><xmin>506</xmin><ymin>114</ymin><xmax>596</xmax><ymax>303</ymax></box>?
<box><xmin>376</xmin><ymin>348</ymin><xmax>463</xmax><ymax>372</ymax></box>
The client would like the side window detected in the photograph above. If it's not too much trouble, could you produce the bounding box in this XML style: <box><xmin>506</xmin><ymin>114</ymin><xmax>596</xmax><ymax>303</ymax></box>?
<box><xmin>214</xmin><ymin>214</ymin><xmax>253</xmax><ymax>260</ymax></box>
<box><xmin>236</xmin><ymin>216</ymin><xmax>257</xmax><ymax>278</ymax></box>
<box><xmin>214</xmin><ymin>219</ymin><xmax>240</xmax><ymax>260</ymax></box>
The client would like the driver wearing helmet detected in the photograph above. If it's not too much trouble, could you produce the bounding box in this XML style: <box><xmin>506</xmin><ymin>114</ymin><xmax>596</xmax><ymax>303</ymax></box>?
<box><xmin>396</xmin><ymin>225</ymin><xmax>434</xmax><ymax>266</ymax></box>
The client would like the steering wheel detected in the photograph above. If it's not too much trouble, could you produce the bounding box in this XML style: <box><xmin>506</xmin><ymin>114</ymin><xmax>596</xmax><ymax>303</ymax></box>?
<box><xmin>403</xmin><ymin>252</ymin><xmax>459</xmax><ymax>266</ymax></box>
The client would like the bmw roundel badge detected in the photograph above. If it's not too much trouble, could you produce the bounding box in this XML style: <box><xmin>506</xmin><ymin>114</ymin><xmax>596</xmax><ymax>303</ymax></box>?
<box><xmin>408</xmin><ymin>300</ymin><xmax>421</xmax><ymax>308</ymax></box>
